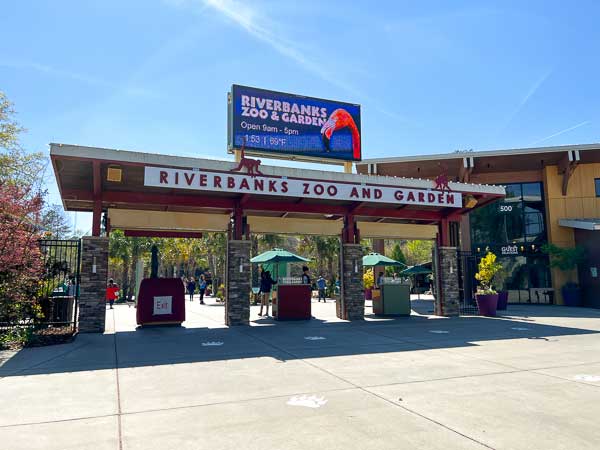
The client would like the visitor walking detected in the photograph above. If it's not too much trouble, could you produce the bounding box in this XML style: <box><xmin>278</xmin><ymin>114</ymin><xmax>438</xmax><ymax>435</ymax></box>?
<box><xmin>199</xmin><ymin>275</ymin><xmax>207</xmax><ymax>305</ymax></box>
<box><xmin>317</xmin><ymin>275</ymin><xmax>327</xmax><ymax>302</ymax></box>
<box><xmin>258</xmin><ymin>270</ymin><xmax>277</xmax><ymax>317</ymax></box>
<box><xmin>187</xmin><ymin>277</ymin><xmax>196</xmax><ymax>302</ymax></box>
<box><xmin>106</xmin><ymin>279</ymin><xmax>119</xmax><ymax>309</ymax></box>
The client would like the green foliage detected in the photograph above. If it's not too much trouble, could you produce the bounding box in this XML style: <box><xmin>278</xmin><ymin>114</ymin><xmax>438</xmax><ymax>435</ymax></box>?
<box><xmin>475</xmin><ymin>252</ymin><xmax>503</xmax><ymax>294</ymax></box>
<box><xmin>386</xmin><ymin>243</ymin><xmax>406</xmax><ymax>276</ymax></box>
<box><xmin>296</xmin><ymin>235</ymin><xmax>339</xmax><ymax>281</ymax></box>
<box><xmin>363</xmin><ymin>268</ymin><xmax>374</xmax><ymax>289</ymax></box>
<box><xmin>405</xmin><ymin>240</ymin><xmax>433</xmax><ymax>266</ymax></box>
<box><xmin>40</xmin><ymin>204</ymin><xmax>72</xmax><ymax>238</ymax></box>
<box><xmin>0</xmin><ymin>92</ymin><xmax>24</xmax><ymax>150</ymax></box>
<box><xmin>0</xmin><ymin>326</ymin><xmax>34</xmax><ymax>348</ymax></box>
<box><xmin>541</xmin><ymin>244</ymin><xmax>585</xmax><ymax>271</ymax></box>
<box><xmin>541</xmin><ymin>243</ymin><xmax>586</xmax><ymax>287</ymax></box>
<box><xmin>216</xmin><ymin>284</ymin><xmax>225</xmax><ymax>301</ymax></box>
<box><xmin>390</xmin><ymin>243</ymin><xmax>407</xmax><ymax>265</ymax></box>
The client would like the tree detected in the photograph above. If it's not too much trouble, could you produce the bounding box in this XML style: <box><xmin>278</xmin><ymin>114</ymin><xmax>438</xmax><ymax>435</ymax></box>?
<box><xmin>297</xmin><ymin>235</ymin><xmax>339</xmax><ymax>280</ymax></box>
<box><xmin>0</xmin><ymin>92</ymin><xmax>24</xmax><ymax>150</ymax></box>
<box><xmin>40</xmin><ymin>204</ymin><xmax>71</xmax><ymax>239</ymax></box>
<box><xmin>0</xmin><ymin>183</ymin><xmax>44</xmax><ymax>321</ymax></box>
<box><xmin>0</xmin><ymin>92</ymin><xmax>46</xmax><ymax>189</ymax></box>
<box><xmin>386</xmin><ymin>242</ymin><xmax>407</xmax><ymax>276</ymax></box>
<box><xmin>0</xmin><ymin>92</ymin><xmax>46</xmax><ymax>329</ymax></box>
<box><xmin>405</xmin><ymin>240</ymin><xmax>434</xmax><ymax>266</ymax></box>
<box><xmin>109</xmin><ymin>230</ymin><xmax>154</xmax><ymax>300</ymax></box>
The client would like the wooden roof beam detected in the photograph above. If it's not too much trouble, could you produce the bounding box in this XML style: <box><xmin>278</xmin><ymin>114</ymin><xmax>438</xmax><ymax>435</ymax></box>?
<box><xmin>558</xmin><ymin>150</ymin><xmax>580</xmax><ymax>196</ymax></box>
<box><xmin>458</xmin><ymin>156</ymin><xmax>474</xmax><ymax>183</ymax></box>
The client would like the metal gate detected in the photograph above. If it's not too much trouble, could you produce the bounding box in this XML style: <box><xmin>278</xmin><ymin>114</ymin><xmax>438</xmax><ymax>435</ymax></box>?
<box><xmin>458</xmin><ymin>251</ymin><xmax>479</xmax><ymax>315</ymax></box>
<box><xmin>38</xmin><ymin>239</ymin><xmax>82</xmax><ymax>330</ymax></box>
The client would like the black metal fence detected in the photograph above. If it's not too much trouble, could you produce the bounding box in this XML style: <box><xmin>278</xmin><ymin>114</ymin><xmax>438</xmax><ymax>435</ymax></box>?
<box><xmin>36</xmin><ymin>239</ymin><xmax>81</xmax><ymax>330</ymax></box>
<box><xmin>458</xmin><ymin>251</ymin><xmax>479</xmax><ymax>315</ymax></box>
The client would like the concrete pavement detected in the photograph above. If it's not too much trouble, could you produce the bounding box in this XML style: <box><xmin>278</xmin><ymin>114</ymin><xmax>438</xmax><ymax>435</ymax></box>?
<box><xmin>2</xmin><ymin>296</ymin><xmax>600</xmax><ymax>449</ymax></box>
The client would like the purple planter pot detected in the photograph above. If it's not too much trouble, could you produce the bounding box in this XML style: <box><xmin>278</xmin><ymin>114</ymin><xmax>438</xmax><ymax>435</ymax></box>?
<box><xmin>476</xmin><ymin>293</ymin><xmax>498</xmax><ymax>317</ymax></box>
<box><xmin>364</xmin><ymin>288</ymin><xmax>373</xmax><ymax>300</ymax></box>
<box><xmin>562</xmin><ymin>286</ymin><xmax>582</xmax><ymax>306</ymax></box>
<box><xmin>496</xmin><ymin>291</ymin><xmax>509</xmax><ymax>311</ymax></box>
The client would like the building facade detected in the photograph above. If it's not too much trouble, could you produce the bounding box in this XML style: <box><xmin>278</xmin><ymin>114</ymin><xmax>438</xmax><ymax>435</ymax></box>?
<box><xmin>357</xmin><ymin>144</ymin><xmax>600</xmax><ymax>307</ymax></box>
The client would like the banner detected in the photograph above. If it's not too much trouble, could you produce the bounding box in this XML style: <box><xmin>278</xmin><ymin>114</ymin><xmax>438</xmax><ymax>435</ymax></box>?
<box><xmin>228</xmin><ymin>85</ymin><xmax>361</xmax><ymax>161</ymax></box>
<box><xmin>144</xmin><ymin>167</ymin><xmax>462</xmax><ymax>208</ymax></box>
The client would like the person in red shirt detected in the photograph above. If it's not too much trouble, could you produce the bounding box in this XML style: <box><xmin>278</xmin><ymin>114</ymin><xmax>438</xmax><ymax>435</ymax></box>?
<box><xmin>106</xmin><ymin>279</ymin><xmax>119</xmax><ymax>309</ymax></box>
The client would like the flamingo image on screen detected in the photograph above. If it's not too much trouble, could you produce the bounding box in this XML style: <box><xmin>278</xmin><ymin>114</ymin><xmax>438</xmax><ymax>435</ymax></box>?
<box><xmin>320</xmin><ymin>108</ymin><xmax>361</xmax><ymax>159</ymax></box>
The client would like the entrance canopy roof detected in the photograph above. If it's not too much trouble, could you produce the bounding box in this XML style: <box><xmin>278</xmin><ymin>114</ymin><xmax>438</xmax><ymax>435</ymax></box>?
<box><xmin>559</xmin><ymin>218</ymin><xmax>600</xmax><ymax>231</ymax></box>
<box><xmin>356</xmin><ymin>143</ymin><xmax>600</xmax><ymax>184</ymax></box>
<box><xmin>50</xmin><ymin>143</ymin><xmax>504</xmax><ymax>234</ymax></box>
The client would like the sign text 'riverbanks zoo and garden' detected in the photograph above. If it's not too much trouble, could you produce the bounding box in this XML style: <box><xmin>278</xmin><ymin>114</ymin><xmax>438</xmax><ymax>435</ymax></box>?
<box><xmin>144</xmin><ymin>166</ymin><xmax>462</xmax><ymax>208</ymax></box>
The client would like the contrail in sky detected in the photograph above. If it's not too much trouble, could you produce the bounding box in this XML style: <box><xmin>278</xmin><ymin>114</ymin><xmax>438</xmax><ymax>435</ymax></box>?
<box><xmin>532</xmin><ymin>120</ymin><xmax>590</xmax><ymax>145</ymax></box>
<box><xmin>496</xmin><ymin>68</ymin><xmax>553</xmax><ymax>137</ymax></box>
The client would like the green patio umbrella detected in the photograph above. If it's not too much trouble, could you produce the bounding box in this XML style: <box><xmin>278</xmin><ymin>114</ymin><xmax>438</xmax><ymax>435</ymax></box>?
<box><xmin>400</xmin><ymin>263</ymin><xmax>433</xmax><ymax>300</ymax></box>
<box><xmin>362</xmin><ymin>252</ymin><xmax>407</xmax><ymax>267</ymax></box>
<box><xmin>250</xmin><ymin>248</ymin><xmax>310</xmax><ymax>264</ymax></box>
<box><xmin>400</xmin><ymin>265</ymin><xmax>432</xmax><ymax>275</ymax></box>
<box><xmin>250</xmin><ymin>248</ymin><xmax>310</xmax><ymax>282</ymax></box>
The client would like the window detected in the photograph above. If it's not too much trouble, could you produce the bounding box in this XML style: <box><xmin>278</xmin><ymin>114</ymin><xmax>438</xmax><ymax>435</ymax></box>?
<box><xmin>470</xmin><ymin>182</ymin><xmax>547</xmax><ymax>248</ymax></box>
<box><xmin>595</xmin><ymin>179</ymin><xmax>600</xmax><ymax>197</ymax></box>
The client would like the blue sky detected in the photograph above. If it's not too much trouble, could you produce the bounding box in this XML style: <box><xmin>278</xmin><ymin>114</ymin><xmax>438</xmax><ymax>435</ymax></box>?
<box><xmin>2</xmin><ymin>0</ymin><xmax>599</xmax><ymax>233</ymax></box>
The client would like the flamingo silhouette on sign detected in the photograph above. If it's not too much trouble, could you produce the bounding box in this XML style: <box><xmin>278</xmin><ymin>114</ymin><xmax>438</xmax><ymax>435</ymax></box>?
<box><xmin>320</xmin><ymin>108</ymin><xmax>361</xmax><ymax>159</ymax></box>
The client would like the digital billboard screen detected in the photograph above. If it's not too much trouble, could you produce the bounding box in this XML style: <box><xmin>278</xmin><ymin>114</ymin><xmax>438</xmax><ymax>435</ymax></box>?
<box><xmin>228</xmin><ymin>85</ymin><xmax>361</xmax><ymax>162</ymax></box>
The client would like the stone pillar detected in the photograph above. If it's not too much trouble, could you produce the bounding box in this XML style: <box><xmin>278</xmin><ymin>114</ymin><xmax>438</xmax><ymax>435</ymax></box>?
<box><xmin>225</xmin><ymin>240</ymin><xmax>251</xmax><ymax>326</ymax></box>
<box><xmin>434</xmin><ymin>246</ymin><xmax>460</xmax><ymax>317</ymax></box>
<box><xmin>79</xmin><ymin>236</ymin><xmax>109</xmax><ymax>333</ymax></box>
<box><xmin>338</xmin><ymin>244</ymin><xmax>364</xmax><ymax>320</ymax></box>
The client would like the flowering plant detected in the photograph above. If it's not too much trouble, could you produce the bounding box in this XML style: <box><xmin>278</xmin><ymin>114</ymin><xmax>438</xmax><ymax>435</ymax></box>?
<box><xmin>475</xmin><ymin>252</ymin><xmax>502</xmax><ymax>295</ymax></box>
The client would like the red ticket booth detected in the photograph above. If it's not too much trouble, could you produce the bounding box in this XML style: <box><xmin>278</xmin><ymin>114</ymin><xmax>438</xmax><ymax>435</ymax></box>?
<box><xmin>136</xmin><ymin>278</ymin><xmax>186</xmax><ymax>326</ymax></box>
<box><xmin>272</xmin><ymin>284</ymin><xmax>311</xmax><ymax>320</ymax></box>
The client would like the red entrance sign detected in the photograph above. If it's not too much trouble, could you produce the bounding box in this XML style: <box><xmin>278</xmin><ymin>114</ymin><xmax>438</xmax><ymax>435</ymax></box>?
<box><xmin>144</xmin><ymin>166</ymin><xmax>462</xmax><ymax>208</ymax></box>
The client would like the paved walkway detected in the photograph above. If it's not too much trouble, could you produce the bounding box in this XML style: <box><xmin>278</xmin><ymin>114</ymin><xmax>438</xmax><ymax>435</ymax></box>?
<box><xmin>2</xmin><ymin>296</ymin><xmax>600</xmax><ymax>449</ymax></box>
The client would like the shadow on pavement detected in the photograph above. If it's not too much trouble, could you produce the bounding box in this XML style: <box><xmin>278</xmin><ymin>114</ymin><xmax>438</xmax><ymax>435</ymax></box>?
<box><xmin>1</xmin><ymin>303</ymin><xmax>599</xmax><ymax>377</ymax></box>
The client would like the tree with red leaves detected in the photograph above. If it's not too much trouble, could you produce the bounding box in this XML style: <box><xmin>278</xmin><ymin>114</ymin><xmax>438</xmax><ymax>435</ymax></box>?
<box><xmin>0</xmin><ymin>183</ymin><xmax>44</xmax><ymax>323</ymax></box>
<box><xmin>0</xmin><ymin>92</ymin><xmax>46</xmax><ymax>326</ymax></box>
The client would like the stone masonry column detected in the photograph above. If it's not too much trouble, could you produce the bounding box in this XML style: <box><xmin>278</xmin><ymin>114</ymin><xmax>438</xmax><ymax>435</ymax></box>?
<box><xmin>338</xmin><ymin>244</ymin><xmax>364</xmax><ymax>320</ymax></box>
<box><xmin>434</xmin><ymin>246</ymin><xmax>460</xmax><ymax>317</ymax></box>
<box><xmin>79</xmin><ymin>236</ymin><xmax>109</xmax><ymax>333</ymax></box>
<box><xmin>225</xmin><ymin>240</ymin><xmax>251</xmax><ymax>326</ymax></box>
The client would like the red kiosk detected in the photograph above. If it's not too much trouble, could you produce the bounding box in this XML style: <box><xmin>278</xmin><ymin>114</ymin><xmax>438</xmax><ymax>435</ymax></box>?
<box><xmin>136</xmin><ymin>246</ymin><xmax>186</xmax><ymax>326</ymax></box>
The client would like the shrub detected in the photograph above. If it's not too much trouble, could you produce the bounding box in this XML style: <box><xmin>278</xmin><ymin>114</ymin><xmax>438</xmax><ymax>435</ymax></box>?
<box><xmin>541</xmin><ymin>244</ymin><xmax>585</xmax><ymax>287</ymax></box>
<box><xmin>363</xmin><ymin>268</ymin><xmax>374</xmax><ymax>289</ymax></box>
<box><xmin>216</xmin><ymin>284</ymin><xmax>225</xmax><ymax>301</ymax></box>
<box><xmin>475</xmin><ymin>252</ymin><xmax>503</xmax><ymax>295</ymax></box>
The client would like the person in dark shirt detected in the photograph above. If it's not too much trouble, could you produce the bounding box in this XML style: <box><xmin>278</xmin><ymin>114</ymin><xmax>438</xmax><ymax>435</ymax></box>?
<box><xmin>302</xmin><ymin>266</ymin><xmax>311</xmax><ymax>285</ymax></box>
<box><xmin>187</xmin><ymin>277</ymin><xmax>196</xmax><ymax>302</ymax></box>
<box><xmin>258</xmin><ymin>271</ymin><xmax>277</xmax><ymax>317</ymax></box>
<box><xmin>198</xmin><ymin>275</ymin><xmax>207</xmax><ymax>305</ymax></box>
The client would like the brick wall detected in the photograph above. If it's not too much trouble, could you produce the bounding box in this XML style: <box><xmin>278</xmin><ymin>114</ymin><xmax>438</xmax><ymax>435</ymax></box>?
<box><xmin>225</xmin><ymin>240</ymin><xmax>251</xmax><ymax>326</ymax></box>
<box><xmin>339</xmin><ymin>244</ymin><xmax>364</xmax><ymax>320</ymax></box>
<box><xmin>79</xmin><ymin>237</ymin><xmax>109</xmax><ymax>333</ymax></box>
